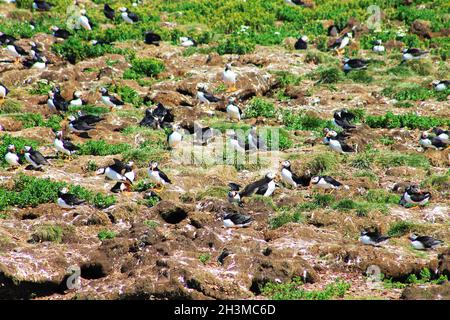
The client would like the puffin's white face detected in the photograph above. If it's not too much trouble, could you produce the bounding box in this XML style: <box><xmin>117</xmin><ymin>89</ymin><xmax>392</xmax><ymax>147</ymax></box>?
<box><xmin>266</xmin><ymin>172</ymin><xmax>275</xmax><ymax>180</ymax></box>
<box><xmin>282</xmin><ymin>160</ymin><xmax>291</xmax><ymax>168</ymax></box>
<box><xmin>311</xmin><ymin>176</ymin><xmax>320</xmax><ymax>184</ymax></box>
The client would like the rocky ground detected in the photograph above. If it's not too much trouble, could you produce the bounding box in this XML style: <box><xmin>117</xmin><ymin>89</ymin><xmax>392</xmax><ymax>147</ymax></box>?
<box><xmin>0</xmin><ymin>1</ymin><xmax>449</xmax><ymax>300</ymax></box>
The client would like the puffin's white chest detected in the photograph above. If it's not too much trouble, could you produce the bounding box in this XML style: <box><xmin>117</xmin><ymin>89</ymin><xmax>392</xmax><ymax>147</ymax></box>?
<box><xmin>5</xmin><ymin>152</ymin><xmax>19</xmax><ymax>166</ymax></box>
<box><xmin>281</xmin><ymin>168</ymin><xmax>296</xmax><ymax>187</ymax></box>
<box><xmin>264</xmin><ymin>180</ymin><xmax>276</xmax><ymax>197</ymax></box>
<box><xmin>226</xmin><ymin>104</ymin><xmax>241</xmax><ymax>120</ymax></box>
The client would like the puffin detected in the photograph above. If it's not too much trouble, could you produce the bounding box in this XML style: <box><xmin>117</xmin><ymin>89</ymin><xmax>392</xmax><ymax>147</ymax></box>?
<box><xmin>33</xmin><ymin>0</ymin><xmax>52</xmax><ymax>11</ymax></box>
<box><xmin>111</xmin><ymin>161</ymin><xmax>135</xmax><ymax>193</ymax></box>
<box><xmin>326</xmin><ymin>130</ymin><xmax>356</xmax><ymax>153</ymax></box>
<box><xmin>329</xmin><ymin>32</ymin><xmax>352</xmax><ymax>54</ymax></box>
<box><xmin>222</xmin><ymin>63</ymin><xmax>237</xmax><ymax>92</ymax></box>
<box><xmin>99</xmin><ymin>87</ymin><xmax>124</xmax><ymax>110</ymax></box>
<box><xmin>408</xmin><ymin>234</ymin><xmax>442</xmax><ymax>250</ymax></box>
<box><xmin>0</xmin><ymin>32</ymin><xmax>17</xmax><ymax>45</ymax></box>
<box><xmin>248</xmin><ymin>126</ymin><xmax>267</xmax><ymax>151</ymax></box>
<box><xmin>23</xmin><ymin>55</ymin><xmax>47</xmax><ymax>70</ymax></box>
<box><xmin>343</xmin><ymin>58</ymin><xmax>368</xmax><ymax>73</ymax></box>
<box><xmin>139</xmin><ymin>109</ymin><xmax>159</xmax><ymax>129</ymax></box>
<box><xmin>226</xmin><ymin>97</ymin><xmax>242</xmax><ymax>121</ymax></box>
<box><xmin>76</xmin><ymin>111</ymin><xmax>103</xmax><ymax>125</ymax></box>
<box><xmin>431</xmin><ymin>80</ymin><xmax>449</xmax><ymax>92</ymax></box>
<box><xmin>234</xmin><ymin>172</ymin><xmax>276</xmax><ymax>198</ymax></box>
<box><xmin>69</xmin><ymin>91</ymin><xmax>84</xmax><ymax>106</ymax></box>
<box><xmin>78</xmin><ymin>9</ymin><xmax>92</xmax><ymax>31</ymax></box>
<box><xmin>57</xmin><ymin>187</ymin><xmax>86</xmax><ymax>210</ymax></box>
<box><xmin>22</xmin><ymin>146</ymin><xmax>49</xmax><ymax>169</ymax></box>
<box><xmin>54</xmin><ymin>131</ymin><xmax>78</xmax><ymax>158</ymax></box>
<box><xmin>144</xmin><ymin>31</ymin><xmax>162</xmax><ymax>46</ymax></box>
<box><xmin>6</xmin><ymin>43</ymin><xmax>28</xmax><ymax>64</ymax></box>
<box><xmin>419</xmin><ymin>131</ymin><xmax>449</xmax><ymax>150</ymax></box>
<box><xmin>223</xmin><ymin>212</ymin><xmax>253</xmax><ymax>228</ymax></box>
<box><xmin>50</xmin><ymin>26</ymin><xmax>71</xmax><ymax>39</ymax></box>
<box><xmin>167</xmin><ymin>125</ymin><xmax>183</xmax><ymax>149</ymax></box>
<box><xmin>402</xmin><ymin>48</ymin><xmax>428</xmax><ymax>62</ymax></box>
<box><xmin>148</xmin><ymin>161</ymin><xmax>171</xmax><ymax>191</ymax></box>
<box><xmin>119</xmin><ymin>7</ymin><xmax>140</xmax><ymax>24</ymax></box>
<box><xmin>372</xmin><ymin>40</ymin><xmax>385</xmax><ymax>53</ymax></box>
<box><xmin>0</xmin><ymin>83</ymin><xmax>9</xmax><ymax>103</ymax></box>
<box><xmin>294</xmin><ymin>35</ymin><xmax>308</xmax><ymax>50</ymax></box>
<box><xmin>310</xmin><ymin>176</ymin><xmax>347</xmax><ymax>191</ymax></box>
<box><xmin>333</xmin><ymin>109</ymin><xmax>356</xmax><ymax>130</ymax></box>
<box><xmin>5</xmin><ymin>144</ymin><xmax>21</xmax><ymax>168</ymax></box>
<box><xmin>96</xmin><ymin>159</ymin><xmax>132</xmax><ymax>183</ymax></box>
<box><xmin>400</xmin><ymin>185</ymin><xmax>431</xmax><ymax>208</ymax></box>
<box><xmin>359</xmin><ymin>230</ymin><xmax>390</xmax><ymax>246</ymax></box>
<box><xmin>197</xmin><ymin>85</ymin><xmax>221</xmax><ymax>104</ymax></box>
<box><xmin>280</xmin><ymin>160</ymin><xmax>311</xmax><ymax>188</ymax></box>
<box><xmin>103</xmin><ymin>4</ymin><xmax>116</xmax><ymax>20</ymax></box>
<box><xmin>180</xmin><ymin>36</ymin><xmax>196</xmax><ymax>47</ymax></box>
<box><xmin>322</xmin><ymin>127</ymin><xmax>350</xmax><ymax>145</ymax></box>
<box><xmin>68</xmin><ymin>115</ymin><xmax>95</xmax><ymax>135</ymax></box>
<box><xmin>431</xmin><ymin>127</ymin><xmax>449</xmax><ymax>140</ymax></box>
<box><xmin>47</xmin><ymin>90</ymin><xmax>68</xmax><ymax>113</ymax></box>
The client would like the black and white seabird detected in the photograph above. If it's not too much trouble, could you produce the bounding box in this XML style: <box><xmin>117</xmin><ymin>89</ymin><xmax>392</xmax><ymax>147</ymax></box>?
<box><xmin>99</xmin><ymin>87</ymin><xmax>124</xmax><ymax>110</ymax></box>
<box><xmin>402</xmin><ymin>48</ymin><xmax>428</xmax><ymax>62</ymax></box>
<box><xmin>431</xmin><ymin>80</ymin><xmax>449</xmax><ymax>92</ymax></box>
<box><xmin>234</xmin><ymin>172</ymin><xmax>276</xmax><ymax>198</ymax></box>
<box><xmin>333</xmin><ymin>109</ymin><xmax>356</xmax><ymax>130</ymax></box>
<box><xmin>96</xmin><ymin>159</ymin><xmax>132</xmax><ymax>184</ymax></box>
<box><xmin>197</xmin><ymin>84</ymin><xmax>221</xmax><ymax>104</ymax></box>
<box><xmin>372</xmin><ymin>40</ymin><xmax>385</xmax><ymax>53</ymax></box>
<box><xmin>5</xmin><ymin>144</ymin><xmax>21</xmax><ymax>168</ymax></box>
<box><xmin>22</xmin><ymin>146</ymin><xmax>49</xmax><ymax>169</ymax></box>
<box><xmin>33</xmin><ymin>0</ymin><xmax>52</xmax><ymax>11</ymax></box>
<box><xmin>180</xmin><ymin>36</ymin><xmax>196</xmax><ymax>47</ymax></box>
<box><xmin>326</xmin><ymin>130</ymin><xmax>356</xmax><ymax>153</ymax></box>
<box><xmin>0</xmin><ymin>83</ymin><xmax>9</xmax><ymax>103</ymax></box>
<box><xmin>223</xmin><ymin>212</ymin><xmax>253</xmax><ymax>228</ymax></box>
<box><xmin>47</xmin><ymin>90</ymin><xmax>68</xmax><ymax>113</ymax></box>
<box><xmin>148</xmin><ymin>161</ymin><xmax>171</xmax><ymax>191</ymax></box>
<box><xmin>222</xmin><ymin>63</ymin><xmax>237</xmax><ymax>92</ymax></box>
<box><xmin>359</xmin><ymin>230</ymin><xmax>390</xmax><ymax>246</ymax></box>
<box><xmin>408</xmin><ymin>234</ymin><xmax>442</xmax><ymax>250</ymax></box>
<box><xmin>226</xmin><ymin>97</ymin><xmax>242</xmax><ymax>121</ymax></box>
<box><xmin>68</xmin><ymin>115</ymin><xmax>95</xmax><ymax>135</ymax></box>
<box><xmin>310</xmin><ymin>176</ymin><xmax>347</xmax><ymax>191</ymax></box>
<box><xmin>294</xmin><ymin>35</ymin><xmax>308</xmax><ymax>50</ymax></box>
<box><xmin>119</xmin><ymin>7</ymin><xmax>140</xmax><ymax>23</ymax></box>
<box><xmin>400</xmin><ymin>185</ymin><xmax>431</xmax><ymax>208</ymax></box>
<box><xmin>280</xmin><ymin>160</ymin><xmax>311</xmax><ymax>188</ymax></box>
<box><xmin>144</xmin><ymin>31</ymin><xmax>162</xmax><ymax>46</ymax></box>
<box><xmin>431</xmin><ymin>127</ymin><xmax>449</xmax><ymax>140</ymax></box>
<box><xmin>50</xmin><ymin>26</ymin><xmax>71</xmax><ymax>39</ymax></box>
<box><xmin>0</xmin><ymin>32</ymin><xmax>17</xmax><ymax>45</ymax></box>
<box><xmin>54</xmin><ymin>131</ymin><xmax>78</xmax><ymax>158</ymax></box>
<box><xmin>343</xmin><ymin>58</ymin><xmax>368</xmax><ymax>73</ymax></box>
<box><xmin>57</xmin><ymin>187</ymin><xmax>85</xmax><ymax>209</ymax></box>
<box><xmin>6</xmin><ymin>43</ymin><xmax>27</xmax><ymax>63</ymax></box>
<box><xmin>248</xmin><ymin>126</ymin><xmax>267</xmax><ymax>151</ymax></box>
<box><xmin>419</xmin><ymin>131</ymin><xmax>449</xmax><ymax>150</ymax></box>
<box><xmin>103</xmin><ymin>4</ymin><xmax>116</xmax><ymax>20</ymax></box>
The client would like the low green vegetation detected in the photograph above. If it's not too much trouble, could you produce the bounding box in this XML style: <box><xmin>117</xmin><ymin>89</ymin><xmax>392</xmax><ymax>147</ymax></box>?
<box><xmin>97</xmin><ymin>230</ymin><xmax>117</xmax><ymax>241</ymax></box>
<box><xmin>262</xmin><ymin>277</ymin><xmax>350</xmax><ymax>300</ymax></box>
<box><xmin>0</xmin><ymin>174</ymin><xmax>115</xmax><ymax>210</ymax></box>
